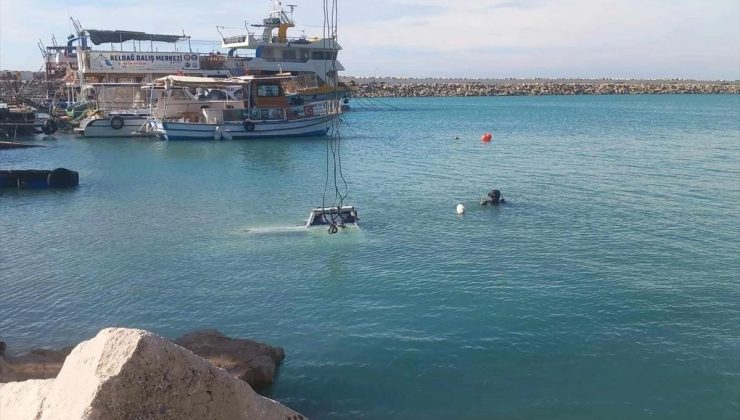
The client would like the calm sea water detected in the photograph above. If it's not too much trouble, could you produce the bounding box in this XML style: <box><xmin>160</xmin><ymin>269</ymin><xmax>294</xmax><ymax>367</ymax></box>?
<box><xmin>1</xmin><ymin>95</ymin><xmax>739</xmax><ymax>419</ymax></box>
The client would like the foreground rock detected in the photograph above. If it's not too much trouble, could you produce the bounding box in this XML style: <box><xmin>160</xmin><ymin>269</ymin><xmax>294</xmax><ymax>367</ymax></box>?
<box><xmin>1</xmin><ymin>330</ymin><xmax>284</xmax><ymax>389</ymax></box>
<box><xmin>174</xmin><ymin>329</ymin><xmax>284</xmax><ymax>389</ymax></box>
<box><xmin>0</xmin><ymin>328</ymin><xmax>304</xmax><ymax>420</ymax></box>
<box><xmin>0</xmin><ymin>380</ymin><xmax>53</xmax><ymax>420</ymax></box>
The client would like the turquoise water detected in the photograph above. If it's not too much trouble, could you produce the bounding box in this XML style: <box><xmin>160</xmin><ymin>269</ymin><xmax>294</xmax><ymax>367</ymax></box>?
<box><xmin>1</xmin><ymin>95</ymin><xmax>739</xmax><ymax>419</ymax></box>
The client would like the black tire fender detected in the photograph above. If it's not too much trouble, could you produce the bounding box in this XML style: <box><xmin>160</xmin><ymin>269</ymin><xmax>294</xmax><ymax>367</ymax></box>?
<box><xmin>110</xmin><ymin>116</ymin><xmax>124</xmax><ymax>130</ymax></box>
<box><xmin>47</xmin><ymin>168</ymin><xmax>79</xmax><ymax>188</ymax></box>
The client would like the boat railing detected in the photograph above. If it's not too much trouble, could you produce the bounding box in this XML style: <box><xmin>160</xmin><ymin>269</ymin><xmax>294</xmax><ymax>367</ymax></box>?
<box><xmin>260</xmin><ymin>57</ymin><xmax>308</xmax><ymax>63</ymax></box>
<box><xmin>249</xmin><ymin>34</ymin><xmax>313</xmax><ymax>44</ymax></box>
<box><xmin>221</xmin><ymin>108</ymin><xmax>285</xmax><ymax>122</ymax></box>
<box><xmin>222</xmin><ymin>34</ymin><xmax>309</xmax><ymax>45</ymax></box>
<box><xmin>287</xmin><ymin>100</ymin><xmax>341</xmax><ymax>119</ymax></box>
<box><xmin>212</xmin><ymin>100</ymin><xmax>339</xmax><ymax>123</ymax></box>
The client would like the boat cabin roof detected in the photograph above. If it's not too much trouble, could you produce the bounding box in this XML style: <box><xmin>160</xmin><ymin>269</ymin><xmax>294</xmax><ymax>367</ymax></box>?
<box><xmin>84</xmin><ymin>30</ymin><xmax>189</xmax><ymax>45</ymax></box>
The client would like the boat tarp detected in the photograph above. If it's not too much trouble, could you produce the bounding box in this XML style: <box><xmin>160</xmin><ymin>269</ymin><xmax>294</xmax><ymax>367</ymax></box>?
<box><xmin>157</xmin><ymin>75</ymin><xmax>292</xmax><ymax>88</ymax></box>
<box><xmin>85</xmin><ymin>30</ymin><xmax>189</xmax><ymax>45</ymax></box>
<box><xmin>157</xmin><ymin>76</ymin><xmax>252</xmax><ymax>88</ymax></box>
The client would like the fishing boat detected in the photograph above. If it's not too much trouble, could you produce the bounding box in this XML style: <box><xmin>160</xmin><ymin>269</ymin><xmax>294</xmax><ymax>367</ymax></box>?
<box><xmin>0</xmin><ymin>102</ymin><xmax>54</xmax><ymax>138</ymax></box>
<box><xmin>74</xmin><ymin>82</ymin><xmax>246</xmax><ymax>137</ymax></box>
<box><xmin>148</xmin><ymin>75</ymin><xmax>341</xmax><ymax>140</ymax></box>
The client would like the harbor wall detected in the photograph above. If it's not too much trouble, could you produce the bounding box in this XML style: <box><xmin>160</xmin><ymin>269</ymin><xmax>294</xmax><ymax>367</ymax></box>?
<box><xmin>344</xmin><ymin>78</ymin><xmax>739</xmax><ymax>97</ymax></box>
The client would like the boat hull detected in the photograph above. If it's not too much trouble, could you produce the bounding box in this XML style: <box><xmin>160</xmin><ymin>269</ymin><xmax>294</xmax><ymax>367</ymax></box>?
<box><xmin>156</xmin><ymin>114</ymin><xmax>337</xmax><ymax>140</ymax></box>
<box><xmin>80</xmin><ymin>117</ymin><xmax>149</xmax><ymax>137</ymax></box>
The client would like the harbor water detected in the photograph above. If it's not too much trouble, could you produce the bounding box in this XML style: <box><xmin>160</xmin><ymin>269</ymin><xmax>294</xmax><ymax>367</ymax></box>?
<box><xmin>1</xmin><ymin>95</ymin><xmax>739</xmax><ymax>419</ymax></box>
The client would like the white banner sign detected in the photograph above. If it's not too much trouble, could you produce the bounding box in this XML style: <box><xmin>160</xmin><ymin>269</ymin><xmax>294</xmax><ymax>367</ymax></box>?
<box><xmin>87</xmin><ymin>51</ymin><xmax>200</xmax><ymax>73</ymax></box>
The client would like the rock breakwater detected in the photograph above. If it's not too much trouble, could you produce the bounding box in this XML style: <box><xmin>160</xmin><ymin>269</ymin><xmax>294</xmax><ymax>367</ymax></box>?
<box><xmin>346</xmin><ymin>78</ymin><xmax>739</xmax><ymax>97</ymax></box>
<box><xmin>0</xmin><ymin>329</ymin><xmax>284</xmax><ymax>390</ymax></box>
<box><xmin>0</xmin><ymin>328</ymin><xmax>304</xmax><ymax>420</ymax></box>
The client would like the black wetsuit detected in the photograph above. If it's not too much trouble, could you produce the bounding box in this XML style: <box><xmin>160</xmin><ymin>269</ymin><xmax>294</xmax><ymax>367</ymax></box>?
<box><xmin>480</xmin><ymin>189</ymin><xmax>505</xmax><ymax>205</ymax></box>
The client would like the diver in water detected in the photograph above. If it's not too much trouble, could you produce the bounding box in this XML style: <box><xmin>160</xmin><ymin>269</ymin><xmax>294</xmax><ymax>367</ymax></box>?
<box><xmin>480</xmin><ymin>189</ymin><xmax>505</xmax><ymax>205</ymax></box>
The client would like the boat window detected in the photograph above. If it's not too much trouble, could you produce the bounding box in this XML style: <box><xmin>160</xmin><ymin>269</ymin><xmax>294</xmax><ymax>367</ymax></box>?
<box><xmin>257</xmin><ymin>84</ymin><xmax>281</xmax><ymax>97</ymax></box>
<box><xmin>282</xmin><ymin>50</ymin><xmax>296</xmax><ymax>60</ymax></box>
<box><xmin>169</xmin><ymin>89</ymin><xmax>190</xmax><ymax>100</ymax></box>
<box><xmin>232</xmin><ymin>88</ymin><xmax>244</xmax><ymax>100</ymax></box>
<box><xmin>310</xmin><ymin>51</ymin><xmax>337</xmax><ymax>60</ymax></box>
<box><xmin>206</xmin><ymin>90</ymin><xmax>228</xmax><ymax>100</ymax></box>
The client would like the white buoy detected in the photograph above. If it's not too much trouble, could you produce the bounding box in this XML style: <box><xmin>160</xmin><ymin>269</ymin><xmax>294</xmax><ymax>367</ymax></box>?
<box><xmin>456</xmin><ymin>203</ymin><xmax>466</xmax><ymax>214</ymax></box>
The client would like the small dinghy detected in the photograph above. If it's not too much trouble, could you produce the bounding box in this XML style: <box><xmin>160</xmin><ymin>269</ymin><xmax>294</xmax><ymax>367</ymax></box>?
<box><xmin>306</xmin><ymin>206</ymin><xmax>358</xmax><ymax>232</ymax></box>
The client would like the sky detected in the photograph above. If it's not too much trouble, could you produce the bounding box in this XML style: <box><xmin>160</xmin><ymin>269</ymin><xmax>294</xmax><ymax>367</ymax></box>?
<box><xmin>0</xmin><ymin>0</ymin><xmax>738</xmax><ymax>79</ymax></box>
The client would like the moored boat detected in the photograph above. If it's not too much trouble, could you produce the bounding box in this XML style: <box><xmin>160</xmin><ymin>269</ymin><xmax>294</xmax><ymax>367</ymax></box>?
<box><xmin>148</xmin><ymin>74</ymin><xmax>341</xmax><ymax>140</ymax></box>
<box><xmin>218</xmin><ymin>1</ymin><xmax>350</xmax><ymax>104</ymax></box>
<box><xmin>0</xmin><ymin>102</ymin><xmax>54</xmax><ymax>137</ymax></box>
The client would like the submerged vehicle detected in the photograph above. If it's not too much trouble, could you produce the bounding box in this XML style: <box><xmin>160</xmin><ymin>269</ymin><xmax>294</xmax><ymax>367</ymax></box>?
<box><xmin>306</xmin><ymin>206</ymin><xmax>358</xmax><ymax>230</ymax></box>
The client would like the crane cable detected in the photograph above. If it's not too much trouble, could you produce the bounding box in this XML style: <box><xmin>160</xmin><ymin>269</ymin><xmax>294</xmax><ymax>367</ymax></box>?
<box><xmin>321</xmin><ymin>0</ymin><xmax>349</xmax><ymax>234</ymax></box>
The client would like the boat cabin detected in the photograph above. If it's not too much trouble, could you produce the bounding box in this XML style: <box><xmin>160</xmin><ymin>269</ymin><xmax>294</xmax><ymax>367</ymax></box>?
<box><xmin>155</xmin><ymin>75</ymin><xmax>339</xmax><ymax>124</ymax></box>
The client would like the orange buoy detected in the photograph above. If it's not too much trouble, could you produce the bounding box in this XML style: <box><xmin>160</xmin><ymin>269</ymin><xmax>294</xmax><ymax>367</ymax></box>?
<box><xmin>481</xmin><ymin>132</ymin><xmax>492</xmax><ymax>142</ymax></box>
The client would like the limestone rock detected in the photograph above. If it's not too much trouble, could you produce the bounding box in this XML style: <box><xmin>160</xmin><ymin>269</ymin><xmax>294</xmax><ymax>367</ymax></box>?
<box><xmin>0</xmin><ymin>379</ymin><xmax>53</xmax><ymax>420</ymax></box>
<box><xmin>0</xmin><ymin>347</ymin><xmax>71</xmax><ymax>382</ymax></box>
<box><xmin>0</xmin><ymin>328</ymin><xmax>304</xmax><ymax>420</ymax></box>
<box><xmin>174</xmin><ymin>329</ymin><xmax>284</xmax><ymax>389</ymax></box>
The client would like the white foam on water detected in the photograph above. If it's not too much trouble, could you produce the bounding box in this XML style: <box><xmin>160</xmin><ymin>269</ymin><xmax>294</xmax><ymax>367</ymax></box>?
<box><xmin>242</xmin><ymin>224</ymin><xmax>361</xmax><ymax>236</ymax></box>
<box><xmin>243</xmin><ymin>225</ymin><xmax>308</xmax><ymax>235</ymax></box>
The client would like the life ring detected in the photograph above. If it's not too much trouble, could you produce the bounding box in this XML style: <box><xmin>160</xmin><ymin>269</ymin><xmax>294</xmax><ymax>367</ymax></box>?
<box><xmin>110</xmin><ymin>116</ymin><xmax>124</xmax><ymax>130</ymax></box>
<box><xmin>243</xmin><ymin>120</ymin><xmax>255</xmax><ymax>132</ymax></box>
<box><xmin>304</xmin><ymin>105</ymin><xmax>314</xmax><ymax>117</ymax></box>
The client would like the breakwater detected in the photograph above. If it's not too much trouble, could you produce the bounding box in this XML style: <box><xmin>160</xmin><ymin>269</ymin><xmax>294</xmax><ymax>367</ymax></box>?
<box><xmin>344</xmin><ymin>78</ymin><xmax>739</xmax><ymax>97</ymax></box>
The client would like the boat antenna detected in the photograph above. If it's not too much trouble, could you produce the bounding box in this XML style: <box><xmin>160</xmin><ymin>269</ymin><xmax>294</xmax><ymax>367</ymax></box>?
<box><xmin>287</xmin><ymin>4</ymin><xmax>297</xmax><ymax>20</ymax></box>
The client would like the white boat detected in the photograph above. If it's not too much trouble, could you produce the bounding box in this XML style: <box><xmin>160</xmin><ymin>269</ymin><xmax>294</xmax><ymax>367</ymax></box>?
<box><xmin>218</xmin><ymin>1</ymin><xmax>349</xmax><ymax>103</ymax></box>
<box><xmin>77</xmin><ymin>113</ymin><xmax>150</xmax><ymax>137</ymax></box>
<box><xmin>72</xmin><ymin>83</ymin><xmax>150</xmax><ymax>137</ymax></box>
<box><xmin>74</xmin><ymin>82</ymin><xmax>247</xmax><ymax>137</ymax></box>
<box><xmin>149</xmin><ymin>74</ymin><xmax>341</xmax><ymax>140</ymax></box>
<box><xmin>44</xmin><ymin>25</ymin><xmax>250</xmax><ymax>136</ymax></box>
